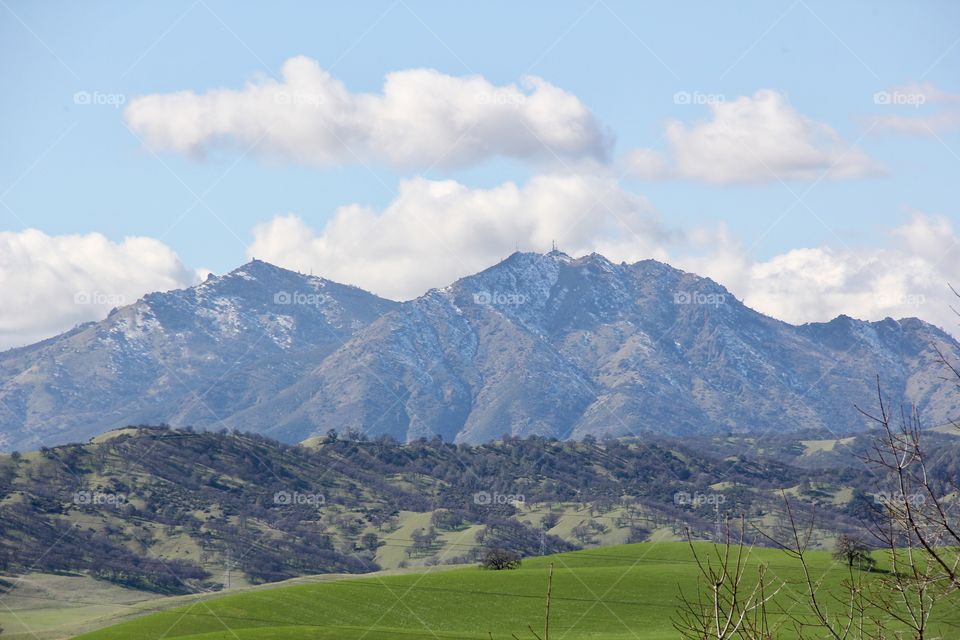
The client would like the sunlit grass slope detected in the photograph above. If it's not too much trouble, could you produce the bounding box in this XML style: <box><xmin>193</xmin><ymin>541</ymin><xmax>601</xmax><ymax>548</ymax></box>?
<box><xmin>77</xmin><ymin>542</ymin><xmax>960</xmax><ymax>640</ymax></box>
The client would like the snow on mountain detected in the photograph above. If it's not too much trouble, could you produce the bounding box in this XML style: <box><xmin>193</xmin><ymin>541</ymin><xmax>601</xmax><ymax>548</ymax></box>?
<box><xmin>0</xmin><ymin>260</ymin><xmax>396</xmax><ymax>451</ymax></box>
<box><xmin>1</xmin><ymin>252</ymin><xmax>957</xmax><ymax>451</ymax></box>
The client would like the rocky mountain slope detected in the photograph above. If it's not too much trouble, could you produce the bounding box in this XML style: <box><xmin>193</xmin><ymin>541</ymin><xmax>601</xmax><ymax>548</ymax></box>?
<box><xmin>0</xmin><ymin>261</ymin><xmax>395</xmax><ymax>451</ymax></box>
<box><xmin>1</xmin><ymin>252</ymin><xmax>957</xmax><ymax>450</ymax></box>
<box><xmin>232</xmin><ymin>251</ymin><xmax>960</xmax><ymax>443</ymax></box>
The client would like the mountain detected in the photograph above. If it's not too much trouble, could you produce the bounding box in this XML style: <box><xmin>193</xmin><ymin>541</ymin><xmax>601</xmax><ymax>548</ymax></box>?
<box><xmin>235</xmin><ymin>251</ymin><xmax>960</xmax><ymax>443</ymax></box>
<box><xmin>1</xmin><ymin>252</ymin><xmax>958</xmax><ymax>450</ymax></box>
<box><xmin>0</xmin><ymin>260</ymin><xmax>396</xmax><ymax>451</ymax></box>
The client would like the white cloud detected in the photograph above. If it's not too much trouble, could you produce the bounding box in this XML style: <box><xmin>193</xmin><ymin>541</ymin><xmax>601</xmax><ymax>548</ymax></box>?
<box><xmin>0</xmin><ymin>229</ymin><xmax>195</xmax><ymax>350</ymax></box>
<box><xmin>246</xmin><ymin>173</ymin><xmax>957</xmax><ymax>334</ymax></box>
<box><xmin>681</xmin><ymin>213</ymin><xmax>959</xmax><ymax>332</ymax></box>
<box><xmin>124</xmin><ymin>56</ymin><xmax>610</xmax><ymax>169</ymax></box>
<box><xmin>870</xmin><ymin>82</ymin><xmax>960</xmax><ymax>135</ymax></box>
<box><xmin>625</xmin><ymin>90</ymin><xmax>881</xmax><ymax>185</ymax></box>
<box><xmin>248</xmin><ymin>174</ymin><xmax>671</xmax><ymax>300</ymax></box>
<box><xmin>621</xmin><ymin>148</ymin><xmax>668</xmax><ymax>180</ymax></box>
<box><xmin>3</xmin><ymin>200</ymin><xmax>955</xmax><ymax>352</ymax></box>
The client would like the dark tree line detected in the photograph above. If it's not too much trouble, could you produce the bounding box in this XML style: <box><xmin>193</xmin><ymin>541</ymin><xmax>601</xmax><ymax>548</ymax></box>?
<box><xmin>0</xmin><ymin>416</ymin><xmax>942</xmax><ymax>594</ymax></box>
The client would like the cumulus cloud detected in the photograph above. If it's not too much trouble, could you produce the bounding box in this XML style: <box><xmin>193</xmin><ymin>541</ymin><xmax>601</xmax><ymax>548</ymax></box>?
<box><xmin>248</xmin><ymin>174</ymin><xmax>671</xmax><ymax>300</ymax></box>
<box><xmin>681</xmin><ymin>213</ymin><xmax>959</xmax><ymax>332</ymax></box>
<box><xmin>0</xmin><ymin>230</ymin><xmax>195</xmax><ymax>350</ymax></box>
<box><xmin>870</xmin><ymin>82</ymin><xmax>960</xmax><ymax>135</ymax></box>
<box><xmin>246</xmin><ymin>172</ymin><xmax>956</xmax><ymax>334</ymax></box>
<box><xmin>625</xmin><ymin>90</ymin><xmax>881</xmax><ymax>185</ymax></box>
<box><xmin>124</xmin><ymin>56</ymin><xmax>610</xmax><ymax>169</ymax></box>
<box><xmin>4</xmin><ymin>198</ymin><xmax>954</xmax><ymax>351</ymax></box>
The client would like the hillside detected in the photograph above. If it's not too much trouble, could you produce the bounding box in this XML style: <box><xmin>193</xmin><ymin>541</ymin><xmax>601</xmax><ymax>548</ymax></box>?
<box><xmin>265</xmin><ymin>251</ymin><xmax>960</xmax><ymax>443</ymax></box>
<box><xmin>1</xmin><ymin>252</ymin><xmax>958</xmax><ymax>450</ymax></box>
<box><xmin>0</xmin><ymin>261</ymin><xmax>396</xmax><ymax>452</ymax></box>
<box><xmin>3</xmin><ymin>425</ymin><xmax>942</xmax><ymax>599</ymax></box>
<box><xmin>72</xmin><ymin>543</ymin><xmax>960</xmax><ymax>640</ymax></box>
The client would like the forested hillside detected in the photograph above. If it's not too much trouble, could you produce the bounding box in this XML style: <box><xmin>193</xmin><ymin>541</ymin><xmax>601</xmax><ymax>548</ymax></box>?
<box><xmin>3</xmin><ymin>425</ymin><xmax>942</xmax><ymax>594</ymax></box>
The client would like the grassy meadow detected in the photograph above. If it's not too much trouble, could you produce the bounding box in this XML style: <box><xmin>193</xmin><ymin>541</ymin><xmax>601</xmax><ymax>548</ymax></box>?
<box><xmin>72</xmin><ymin>541</ymin><xmax>960</xmax><ymax>640</ymax></box>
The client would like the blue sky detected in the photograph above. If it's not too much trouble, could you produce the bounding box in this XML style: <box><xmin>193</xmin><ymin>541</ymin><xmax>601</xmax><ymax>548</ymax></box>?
<box><xmin>1</xmin><ymin>1</ymin><xmax>959</xmax><ymax>347</ymax></box>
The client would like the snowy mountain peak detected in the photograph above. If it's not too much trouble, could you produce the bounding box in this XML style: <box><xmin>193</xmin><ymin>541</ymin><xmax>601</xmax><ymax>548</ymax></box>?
<box><xmin>0</xmin><ymin>252</ymin><xmax>958</xmax><ymax>451</ymax></box>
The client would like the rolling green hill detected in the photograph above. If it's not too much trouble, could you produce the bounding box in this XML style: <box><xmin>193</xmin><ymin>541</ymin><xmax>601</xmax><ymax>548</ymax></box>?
<box><xmin>7</xmin><ymin>426</ymin><xmax>960</xmax><ymax>638</ymax></box>
<box><xmin>75</xmin><ymin>542</ymin><xmax>960</xmax><ymax>640</ymax></box>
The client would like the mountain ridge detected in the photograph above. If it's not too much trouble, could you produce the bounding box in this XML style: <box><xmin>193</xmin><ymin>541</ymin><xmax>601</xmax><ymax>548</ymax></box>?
<box><xmin>1</xmin><ymin>252</ymin><xmax>957</xmax><ymax>451</ymax></box>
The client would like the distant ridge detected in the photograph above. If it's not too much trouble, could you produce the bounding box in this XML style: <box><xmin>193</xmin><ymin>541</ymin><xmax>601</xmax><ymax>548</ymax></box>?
<box><xmin>1</xmin><ymin>252</ymin><xmax>957</xmax><ymax>450</ymax></box>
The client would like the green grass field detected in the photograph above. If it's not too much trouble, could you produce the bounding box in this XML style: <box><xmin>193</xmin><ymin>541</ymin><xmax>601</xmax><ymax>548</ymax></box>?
<box><xmin>73</xmin><ymin>542</ymin><xmax>960</xmax><ymax>640</ymax></box>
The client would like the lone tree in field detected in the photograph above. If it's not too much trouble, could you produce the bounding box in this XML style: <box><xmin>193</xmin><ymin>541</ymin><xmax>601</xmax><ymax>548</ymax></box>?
<box><xmin>832</xmin><ymin>534</ymin><xmax>875</xmax><ymax>570</ymax></box>
<box><xmin>480</xmin><ymin>548</ymin><xmax>522</xmax><ymax>570</ymax></box>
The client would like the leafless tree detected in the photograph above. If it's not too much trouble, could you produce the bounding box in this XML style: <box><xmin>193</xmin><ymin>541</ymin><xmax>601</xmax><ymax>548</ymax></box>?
<box><xmin>676</xmin><ymin>293</ymin><xmax>960</xmax><ymax>639</ymax></box>
<box><xmin>674</xmin><ymin>517</ymin><xmax>783</xmax><ymax>640</ymax></box>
